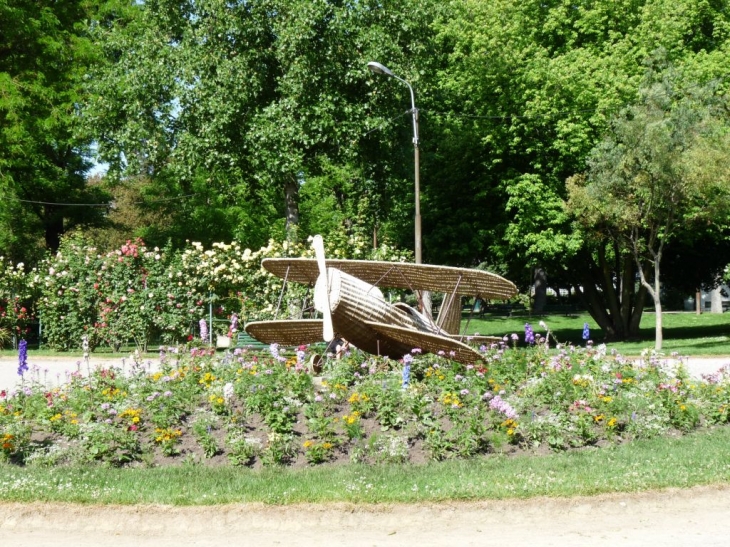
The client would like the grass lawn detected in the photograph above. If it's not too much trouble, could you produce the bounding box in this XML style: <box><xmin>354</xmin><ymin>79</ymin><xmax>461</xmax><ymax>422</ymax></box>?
<box><xmin>3</xmin><ymin>311</ymin><xmax>730</xmax><ymax>359</ymax></box>
<box><xmin>2</xmin><ymin>425</ymin><xmax>730</xmax><ymax>505</ymax></box>
<box><xmin>462</xmin><ymin>310</ymin><xmax>730</xmax><ymax>356</ymax></box>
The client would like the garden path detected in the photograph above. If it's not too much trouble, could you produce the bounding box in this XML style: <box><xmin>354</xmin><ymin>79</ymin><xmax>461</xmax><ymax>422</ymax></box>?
<box><xmin>2</xmin><ymin>353</ymin><xmax>729</xmax><ymax>393</ymax></box>
<box><xmin>2</xmin><ymin>484</ymin><xmax>730</xmax><ymax>546</ymax></box>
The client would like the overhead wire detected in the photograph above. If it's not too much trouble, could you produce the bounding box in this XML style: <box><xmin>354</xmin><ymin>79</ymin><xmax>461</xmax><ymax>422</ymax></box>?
<box><xmin>12</xmin><ymin>194</ymin><xmax>197</xmax><ymax>208</ymax></box>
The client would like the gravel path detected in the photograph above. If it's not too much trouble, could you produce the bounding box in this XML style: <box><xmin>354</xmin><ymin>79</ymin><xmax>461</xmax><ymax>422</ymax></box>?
<box><xmin>2</xmin><ymin>485</ymin><xmax>730</xmax><ymax>546</ymax></box>
<box><xmin>2</xmin><ymin>353</ymin><xmax>729</xmax><ymax>393</ymax></box>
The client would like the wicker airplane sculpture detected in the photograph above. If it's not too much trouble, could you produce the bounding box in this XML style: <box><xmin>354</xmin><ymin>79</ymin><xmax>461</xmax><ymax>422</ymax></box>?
<box><xmin>245</xmin><ymin>236</ymin><xmax>518</xmax><ymax>365</ymax></box>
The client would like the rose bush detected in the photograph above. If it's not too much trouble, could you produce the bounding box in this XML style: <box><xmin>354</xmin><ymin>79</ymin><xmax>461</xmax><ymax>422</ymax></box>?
<box><xmin>28</xmin><ymin>231</ymin><xmax>410</xmax><ymax>352</ymax></box>
<box><xmin>37</xmin><ymin>236</ymin><xmax>206</xmax><ymax>351</ymax></box>
<box><xmin>0</xmin><ymin>257</ymin><xmax>37</xmax><ymax>347</ymax></box>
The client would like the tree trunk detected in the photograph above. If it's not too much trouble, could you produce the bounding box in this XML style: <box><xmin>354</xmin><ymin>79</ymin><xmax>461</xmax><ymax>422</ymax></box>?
<box><xmin>619</xmin><ymin>251</ymin><xmax>634</xmax><ymax>335</ymax></box>
<box><xmin>634</xmin><ymin>249</ymin><xmax>662</xmax><ymax>350</ymax></box>
<box><xmin>577</xmin><ymin>278</ymin><xmax>619</xmax><ymax>340</ymax></box>
<box><xmin>711</xmin><ymin>287</ymin><xmax>724</xmax><ymax>313</ymax></box>
<box><xmin>532</xmin><ymin>268</ymin><xmax>547</xmax><ymax>313</ymax></box>
<box><xmin>628</xmin><ymin>284</ymin><xmax>647</xmax><ymax>338</ymax></box>
<box><xmin>44</xmin><ymin>205</ymin><xmax>64</xmax><ymax>252</ymax></box>
<box><xmin>577</xmin><ymin>249</ymin><xmax>648</xmax><ymax>341</ymax></box>
<box><xmin>653</xmin><ymin>259</ymin><xmax>663</xmax><ymax>351</ymax></box>
<box><xmin>284</xmin><ymin>178</ymin><xmax>299</xmax><ymax>243</ymax></box>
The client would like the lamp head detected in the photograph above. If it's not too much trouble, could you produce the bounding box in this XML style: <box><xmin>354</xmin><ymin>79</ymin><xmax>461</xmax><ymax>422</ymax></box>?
<box><xmin>367</xmin><ymin>61</ymin><xmax>394</xmax><ymax>77</ymax></box>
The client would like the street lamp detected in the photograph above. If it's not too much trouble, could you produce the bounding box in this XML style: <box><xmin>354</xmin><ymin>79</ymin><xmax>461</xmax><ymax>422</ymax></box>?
<box><xmin>367</xmin><ymin>61</ymin><xmax>422</xmax><ymax>266</ymax></box>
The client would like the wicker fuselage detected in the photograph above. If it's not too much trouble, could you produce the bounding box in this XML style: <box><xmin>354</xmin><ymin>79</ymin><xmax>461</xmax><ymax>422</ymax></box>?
<box><xmin>318</xmin><ymin>268</ymin><xmax>438</xmax><ymax>359</ymax></box>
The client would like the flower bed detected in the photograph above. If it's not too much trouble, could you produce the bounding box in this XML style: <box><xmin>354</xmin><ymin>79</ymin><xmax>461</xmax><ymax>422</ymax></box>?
<box><xmin>2</xmin><ymin>341</ymin><xmax>729</xmax><ymax>468</ymax></box>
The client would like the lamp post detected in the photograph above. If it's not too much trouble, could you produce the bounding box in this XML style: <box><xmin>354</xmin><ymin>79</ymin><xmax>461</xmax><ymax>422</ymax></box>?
<box><xmin>367</xmin><ymin>61</ymin><xmax>422</xmax><ymax>265</ymax></box>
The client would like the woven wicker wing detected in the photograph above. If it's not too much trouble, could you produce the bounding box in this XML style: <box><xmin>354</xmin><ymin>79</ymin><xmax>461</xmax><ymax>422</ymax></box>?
<box><xmin>245</xmin><ymin>320</ymin><xmax>324</xmax><ymax>346</ymax></box>
<box><xmin>364</xmin><ymin>321</ymin><xmax>484</xmax><ymax>365</ymax></box>
<box><xmin>262</xmin><ymin>258</ymin><xmax>517</xmax><ymax>300</ymax></box>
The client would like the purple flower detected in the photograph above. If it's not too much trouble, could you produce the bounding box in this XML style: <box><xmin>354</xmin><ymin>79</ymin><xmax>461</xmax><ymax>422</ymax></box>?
<box><xmin>489</xmin><ymin>395</ymin><xmax>518</xmax><ymax>419</ymax></box>
<box><xmin>199</xmin><ymin>318</ymin><xmax>208</xmax><ymax>342</ymax></box>
<box><xmin>582</xmin><ymin>322</ymin><xmax>590</xmax><ymax>341</ymax></box>
<box><xmin>17</xmin><ymin>340</ymin><xmax>28</xmax><ymax>377</ymax></box>
<box><xmin>524</xmin><ymin>323</ymin><xmax>535</xmax><ymax>345</ymax></box>
<box><xmin>402</xmin><ymin>363</ymin><xmax>411</xmax><ymax>389</ymax></box>
<box><xmin>268</xmin><ymin>343</ymin><xmax>286</xmax><ymax>362</ymax></box>
<box><xmin>230</xmin><ymin>312</ymin><xmax>239</xmax><ymax>333</ymax></box>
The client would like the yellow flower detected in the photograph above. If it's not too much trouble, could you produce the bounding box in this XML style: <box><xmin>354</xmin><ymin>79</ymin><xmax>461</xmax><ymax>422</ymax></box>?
<box><xmin>607</xmin><ymin>417</ymin><xmax>618</xmax><ymax>428</ymax></box>
<box><xmin>303</xmin><ymin>440</ymin><xmax>314</xmax><ymax>448</ymax></box>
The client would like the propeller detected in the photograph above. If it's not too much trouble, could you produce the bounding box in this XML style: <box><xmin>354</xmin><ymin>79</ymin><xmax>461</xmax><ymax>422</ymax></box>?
<box><xmin>312</xmin><ymin>235</ymin><xmax>335</xmax><ymax>342</ymax></box>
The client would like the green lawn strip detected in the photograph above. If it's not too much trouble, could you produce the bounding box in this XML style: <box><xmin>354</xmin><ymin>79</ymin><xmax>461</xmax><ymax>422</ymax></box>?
<box><xmin>463</xmin><ymin>312</ymin><xmax>730</xmax><ymax>356</ymax></box>
<box><xmin>3</xmin><ymin>311</ymin><xmax>730</xmax><ymax>358</ymax></box>
<box><xmin>2</xmin><ymin>426</ymin><xmax>729</xmax><ymax>505</ymax></box>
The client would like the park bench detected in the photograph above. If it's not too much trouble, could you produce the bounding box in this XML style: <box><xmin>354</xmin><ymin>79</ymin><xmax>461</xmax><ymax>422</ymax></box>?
<box><xmin>234</xmin><ymin>331</ymin><xmax>269</xmax><ymax>351</ymax></box>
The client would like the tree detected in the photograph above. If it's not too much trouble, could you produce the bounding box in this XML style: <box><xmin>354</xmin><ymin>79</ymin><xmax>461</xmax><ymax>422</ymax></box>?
<box><xmin>567</xmin><ymin>65</ymin><xmax>730</xmax><ymax>349</ymax></box>
<box><xmin>83</xmin><ymin>0</ymin><xmax>441</xmax><ymax>249</ymax></box>
<box><xmin>426</xmin><ymin>0</ymin><xmax>730</xmax><ymax>341</ymax></box>
<box><xmin>0</xmin><ymin>0</ymin><xmax>109</xmax><ymax>262</ymax></box>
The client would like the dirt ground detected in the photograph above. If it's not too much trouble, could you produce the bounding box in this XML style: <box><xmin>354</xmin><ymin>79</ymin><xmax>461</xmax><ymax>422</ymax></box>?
<box><xmin>1</xmin><ymin>485</ymin><xmax>730</xmax><ymax>546</ymax></box>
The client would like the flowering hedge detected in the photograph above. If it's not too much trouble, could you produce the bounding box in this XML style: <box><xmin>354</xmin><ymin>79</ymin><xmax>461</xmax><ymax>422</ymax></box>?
<box><xmin>1</xmin><ymin>341</ymin><xmax>728</xmax><ymax>467</ymax></box>
<box><xmin>179</xmin><ymin>235</ymin><xmax>411</xmax><ymax>321</ymax></box>
<box><xmin>0</xmin><ymin>257</ymin><xmax>35</xmax><ymax>344</ymax></box>
<box><xmin>1</xmin><ymin>232</ymin><xmax>411</xmax><ymax>351</ymax></box>
<box><xmin>36</xmin><ymin>236</ymin><xmax>206</xmax><ymax>351</ymax></box>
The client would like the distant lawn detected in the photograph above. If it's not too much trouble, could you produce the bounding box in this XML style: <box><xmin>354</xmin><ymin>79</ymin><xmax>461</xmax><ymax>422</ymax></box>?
<box><xmin>462</xmin><ymin>310</ymin><xmax>730</xmax><ymax>356</ymax></box>
<box><xmin>2</xmin><ymin>311</ymin><xmax>730</xmax><ymax>359</ymax></box>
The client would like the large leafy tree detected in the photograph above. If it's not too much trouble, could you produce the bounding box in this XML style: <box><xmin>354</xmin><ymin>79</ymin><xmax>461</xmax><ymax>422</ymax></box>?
<box><xmin>428</xmin><ymin>0</ymin><xmax>730</xmax><ymax>340</ymax></box>
<box><xmin>0</xmin><ymin>0</ymin><xmax>109</xmax><ymax>261</ymax></box>
<box><xmin>83</xmin><ymin>0</ymin><xmax>440</xmax><ymax>249</ymax></box>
